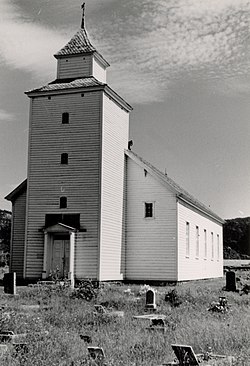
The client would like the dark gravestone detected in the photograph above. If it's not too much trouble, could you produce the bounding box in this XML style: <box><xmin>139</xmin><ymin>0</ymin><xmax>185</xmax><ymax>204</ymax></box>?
<box><xmin>3</xmin><ymin>273</ymin><xmax>16</xmax><ymax>295</ymax></box>
<box><xmin>145</xmin><ymin>289</ymin><xmax>156</xmax><ymax>310</ymax></box>
<box><xmin>80</xmin><ymin>335</ymin><xmax>92</xmax><ymax>343</ymax></box>
<box><xmin>171</xmin><ymin>344</ymin><xmax>199</xmax><ymax>366</ymax></box>
<box><xmin>226</xmin><ymin>271</ymin><xmax>236</xmax><ymax>292</ymax></box>
<box><xmin>88</xmin><ymin>347</ymin><xmax>105</xmax><ymax>366</ymax></box>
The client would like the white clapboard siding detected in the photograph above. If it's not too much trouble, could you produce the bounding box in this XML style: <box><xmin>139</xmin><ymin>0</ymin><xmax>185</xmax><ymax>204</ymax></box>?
<box><xmin>25</xmin><ymin>91</ymin><xmax>102</xmax><ymax>279</ymax></box>
<box><xmin>125</xmin><ymin>158</ymin><xmax>177</xmax><ymax>281</ymax></box>
<box><xmin>99</xmin><ymin>94</ymin><xmax>129</xmax><ymax>280</ymax></box>
<box><xmin>177</xmin><ymin>200</ymin><xmax>223</xmax><ymax>281</ymax></box>
<box><xmin>10</xmin><ymin>190</ymin><xmax>26</xmax><ymax>278</ymax></box>
<box><xmin>92</xmin><ymin>57</ymin><xmax>107</xmax><ymax>83</ymax></box>
<box><xmin>57</xmin><ymin>55</ymin><xmax>92</xmax><ymax>79</ymax></box>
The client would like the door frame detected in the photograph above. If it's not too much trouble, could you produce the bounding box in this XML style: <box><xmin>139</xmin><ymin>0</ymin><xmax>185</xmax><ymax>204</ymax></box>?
<box><xmin>50</xmin><ymin>234</ymin><xmax>70</xmax><ymax>279</ymax></box>
<box><xmin>42</xmin><ymin>223</ymin><xmax>76</xmax><ymax>288</ymax></box>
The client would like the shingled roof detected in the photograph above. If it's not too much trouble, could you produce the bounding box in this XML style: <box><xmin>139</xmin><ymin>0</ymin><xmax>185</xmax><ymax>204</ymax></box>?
<box><xmin>25</xmin><ymin>77</ymin><xmax>105</xmax><ymax>94</ymax></box>
<box><xmin>54</xmin><ymin>28</ymin><xmax>109</xmax><ymax>67</ymax></box>
<box><xmin>125</xmin><ymin>150</ymin><xmax>224</xmax><ymax>224</ymax></box>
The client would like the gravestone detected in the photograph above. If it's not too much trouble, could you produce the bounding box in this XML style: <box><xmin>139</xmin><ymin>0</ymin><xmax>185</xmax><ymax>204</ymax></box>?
<box><xmin>94</xmin><ymin>305</ymin><xmax>106</xmax><ymax>314</ymax></box>
<box><xmin>3</xmin><ymin>272</ymin><xmax>16</xmax><ymax>295</ymax></box>
<box><xmin>88</xmin><ymin>347</ymin><xmax>105</xmax><ymax>366</ymax></box>
<box><xmin>147</xmin><ymin>317</ymin><xmax>166</xmax><ymax>333</ymax></box>
<box><xmin>171</xmin><ymin>344</ymin><xmax>199</xmax><ymax>366</ymax></box>
<box><xmin>145</xmin><ymin>289</ymin><xmax>156</xmax><ymax>310</ymax></box>
<box><xmin>226</xmin><ymin>271</ymin><xmax>236</xmax><ymax>292</ymax></box>
<box><xmin>80</xmin><ymin>335</ymin><xmax>92</xmax><ymax>343</ymax></box>
<box><xmin>0</xmin><ymin>344</ymin><xmax>8</xmax><ymax>358</ymax></box>
<box><xmin>0</xmin><ymin>331</ymin><xmax>14</xmax><ymax>343</ymax></box>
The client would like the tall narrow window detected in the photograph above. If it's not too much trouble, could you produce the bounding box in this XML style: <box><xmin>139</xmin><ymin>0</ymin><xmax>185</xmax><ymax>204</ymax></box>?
<box><xmin>61</xmin><ymin>153</ymin><xmax>68</xmax><ymax>165</ymax></box>
<box><xmin>217</xmin><ymin>234</ymin><xmax>220</xmax><ymax>261</ymax></box>
<box><xmin>62</xmin><ymin>112</ymin><xmax>69</xmax><ymax>124</ymax></box>
<box><xmin>186</xmin><ymin>222</ymin><xmax>190</xmax><ymax>257</ymax></box>
<box><xmin>204</xmin><ymin>229</ymin><xmax>207</xmax><ymax>259</ymax></box>
<box><xmin>211</xmin><ymin>232</ymin><xmax>214</xmax><ymax>260</ymax></box>
<box><xmin>60</xmin><ymin>197</ymin><xmax>67</xmax><ymax>209</ymax></box>
<box><xmin>145</xmin><ymin>202</ymin><xmax>153</xmax><ymax>218</ymax></box>
<box><xmin>195</xmin><ymin>226</ymin><xmax>199</xmax><ymax>258</ymax></box>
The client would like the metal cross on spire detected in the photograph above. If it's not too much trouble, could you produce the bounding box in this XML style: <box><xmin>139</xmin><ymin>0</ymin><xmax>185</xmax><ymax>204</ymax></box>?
<box><xmin>81</xmin><ymin>2</ymin><xmax>85</xmax><ymax>29</ymax></box>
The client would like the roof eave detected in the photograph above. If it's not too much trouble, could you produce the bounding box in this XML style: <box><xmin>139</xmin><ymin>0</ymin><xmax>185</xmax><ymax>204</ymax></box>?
<box><xmin>104</xmin><ymin>86</ymin><xmax>133</xmax><ymax>112</ymax></box>
<box><xmin>24</xmin><ymin>84</ymin><xmax>106</xmax><ymax>98</ymax></box>
<box><xmin>53</xmin><ymin>50</ymin><xmax>95</xmax><ymax>59</ymax></box>
<box><xmin>5</xmin><ymin>179</ymin><xmax>27</xmax><ymax>202</ymax></box>
<box><xmin>125</xmin><ymin>150</ymin><xmax>224</xmax><ymax>224</ymax></box>
<box><xmin>177</xmin><ymin>195</ymin><xmax>225</xmax><ymax>224</ymax></box>
<box><xmin>54</xmin><ymin>50</ymin><xmax>110</xmax><ymax>68</ymax></box>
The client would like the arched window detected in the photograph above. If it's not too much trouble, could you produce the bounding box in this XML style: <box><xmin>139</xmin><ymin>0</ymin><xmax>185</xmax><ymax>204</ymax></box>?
<box><xmin>62</xmin><ymin>112</ymin><xmax>69</xmax><ymax>124</ymax></box>
<box><xmin>60</xmin><ymin>197</ymin><xmax>67</xmax><ymax>209</ymax></box>
<box><xmin>61</xmin><ymin>153</ymin><xmax>68</xmax><ymax>165</ymax></box>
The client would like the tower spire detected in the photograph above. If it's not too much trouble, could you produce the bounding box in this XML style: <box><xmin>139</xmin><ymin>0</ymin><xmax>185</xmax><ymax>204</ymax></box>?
<box><xmin>81</xmin><ymin>2</ymin><xmax>85</xmax><ymax>29</ymax></box>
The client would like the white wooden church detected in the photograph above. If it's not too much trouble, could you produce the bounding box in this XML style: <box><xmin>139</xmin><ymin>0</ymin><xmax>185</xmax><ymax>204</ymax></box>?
<box><xmin>6</xmin><ymin>5</ymin><xmax>224</xmax><ymax>285</ymax></box>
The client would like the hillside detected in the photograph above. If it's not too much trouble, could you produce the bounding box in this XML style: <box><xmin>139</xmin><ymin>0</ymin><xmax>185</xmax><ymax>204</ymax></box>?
<box><xmin>223</xmin><ymin>217</ymin><xmax>250</xmax><ymax>259</ymax></box>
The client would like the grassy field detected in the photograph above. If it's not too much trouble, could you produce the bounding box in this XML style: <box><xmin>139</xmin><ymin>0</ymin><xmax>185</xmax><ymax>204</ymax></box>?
<box><xmin>0</xmin><ymin>271</ymin><xmax>249</xmax><ymax>365</ymax></box>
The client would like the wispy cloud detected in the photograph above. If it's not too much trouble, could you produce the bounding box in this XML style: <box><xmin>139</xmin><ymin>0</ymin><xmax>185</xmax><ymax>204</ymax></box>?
<box><xmin>1</xmin><ymin>0</ymin><xmax>250</xmax><ymax>104</ymax></box>
<box><xmin>0</xmin><ymin>109</ymin><xmax>14</xmax><ymax>122</ymax></box>
<box><xmin>91</xmin><ymin>0</ymin><xmax>250</xmax><ymax>103</ymax></box>
<box><xmin>0</xmin><ymin>0</ymin><xmax>68</xmax><ymax>80</ymax></box>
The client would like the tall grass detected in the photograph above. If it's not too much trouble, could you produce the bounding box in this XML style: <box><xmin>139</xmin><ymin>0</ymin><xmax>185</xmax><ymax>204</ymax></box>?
<box><xmin>0</xmin><ymin>272</ymin><xmax>249</xmax><ymax>365</ymax></box>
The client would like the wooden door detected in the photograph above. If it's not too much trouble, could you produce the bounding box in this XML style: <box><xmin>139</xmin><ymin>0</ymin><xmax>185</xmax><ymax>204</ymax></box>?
<box><xmin>51</xmin><ymin>238</ymin><xmax>70</xmax><ymax>278</ymax></box>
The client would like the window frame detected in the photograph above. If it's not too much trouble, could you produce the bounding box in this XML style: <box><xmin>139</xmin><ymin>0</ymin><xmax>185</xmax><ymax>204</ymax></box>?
<box><xmin>62</xmin><ymin>112</ymin><xmax>69</xmax><ymax>124</ymax></box>
<box><xmin>59</xmin><ymin>196</ymin><xmax>67</xmax><ymax>209</ymax></box>
<box><xmin>211</xmin><ymin>232</ymin><xmax>214</xmax><ymax>260</ymax></box>
<box><xmin>144</xmin><ymin>202</ymin><xmax>154</xmax><ymax>219</ymax></box>
<box><xmin>185</xmin><ymin>222</ymin><xmax>190</xmax><ymax>257</ymax></box>
<box><xmin>204</xmin><ymin>229</ymin><xmax>207</xmax><ymax>260</ymax></box>
<box><xmin>217</xmin><ymin>234</ymin><xmax>220</xmax><ymax>261</ymax></box>
<box><xmin>195</xmin><ymin>226</ymin><xmax>199</xmax><ymax>258</ymax></box>
<box><xmin>61</xmin><ymin>153</ymin><xmax>68</xmax><ymax>165</ymax></box>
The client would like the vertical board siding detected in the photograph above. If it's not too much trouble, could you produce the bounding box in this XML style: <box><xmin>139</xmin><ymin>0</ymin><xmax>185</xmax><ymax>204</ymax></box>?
<box><xmin>125</xmin><ymin>158</ymin><xmax>177</xmax><ymax>281</ymax></box>
<box><xmin>92</xmin><ymin>57</ymin><xmax>106</xmax><ymax>83</ymax></box>
<box><xmin>25</xmin><ymin>91</ymin><xmax>101</xmax><ymax>279</ymax></box>
<box><xmin>99</xmin><ymin>94</ymin><xmax>129</xmax><ymax>280</ymax></box>
<box><xmin>57</xmin><ymin>56</ymin><xmax>92</xmax><ymax>79</ymax></box>
<box><xmin>177</xmin><ymin>200</ymin><xmax>223</xmax><ymax>281</ymax></box>
<box><xmin>10</xmin><ymin>190</ymin><xmax>26</xmax><ymax>278</ymax></box>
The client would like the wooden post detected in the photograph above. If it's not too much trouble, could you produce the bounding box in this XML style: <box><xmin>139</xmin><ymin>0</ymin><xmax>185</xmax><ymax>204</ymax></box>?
<box><xmin>69</xmin><ymin>232</ymin><xmax>75</xmax><ymax>288</ymax></box>
<box><xmin>42</xmin><ymin>232</ymin><xmax>48</xmax><ymax>279</ymax></box>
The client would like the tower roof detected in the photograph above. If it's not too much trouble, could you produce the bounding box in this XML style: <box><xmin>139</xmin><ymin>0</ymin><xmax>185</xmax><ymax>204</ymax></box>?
<box><xmin>55</xmin><ymin>28</ymin><xmax>96</xmax><ymax>57</ymax></box>
<box><xmin>54</xmin><ymin>3</ymin><xmax>109</xmax><ymax>67</ymax></box>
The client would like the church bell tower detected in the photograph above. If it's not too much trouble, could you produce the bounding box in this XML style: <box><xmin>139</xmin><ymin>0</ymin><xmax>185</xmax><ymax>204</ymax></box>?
<box><xmin>23</xmin><ymin>4</ymin><xmax>132</xmax><ymax>283</ymax></box>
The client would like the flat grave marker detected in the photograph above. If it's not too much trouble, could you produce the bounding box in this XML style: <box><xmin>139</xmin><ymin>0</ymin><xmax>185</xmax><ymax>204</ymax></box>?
<box><xmin>80</xmin><ymin>334</ymin><xmax>92</xmax><ymax>343</ymax></box>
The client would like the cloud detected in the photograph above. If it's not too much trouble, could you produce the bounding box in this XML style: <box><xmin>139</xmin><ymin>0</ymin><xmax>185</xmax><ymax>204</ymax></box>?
<box><xmin>90</xmin><ymin>0</ymin><xmax>250</xmax><ymax>103</ymax></box>
<box><xmin>1</xmin><ymin>0</ymin><xmax>250</xmax><ymax>104</ymax></box>
<box><xmin>0</xmin><ymin>0</ymin><xmax>68</xmax><ymax>80</ymax></box>
<box><xmin>0</xmin><ymin>109</ymin><xmax>14</xmax><ymax>122</ymax></box>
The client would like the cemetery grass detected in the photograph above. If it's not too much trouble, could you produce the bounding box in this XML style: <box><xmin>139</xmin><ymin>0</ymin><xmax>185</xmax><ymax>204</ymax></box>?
<box><xmin>0</xmin><ymin>272</ymin><xmax>250</xmax><ymax>365</ymax></box>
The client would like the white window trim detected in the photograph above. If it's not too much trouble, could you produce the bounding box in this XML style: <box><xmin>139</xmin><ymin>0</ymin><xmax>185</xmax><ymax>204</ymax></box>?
<box><xmin>185</xmin><ymin>222</ymin><xmax>190</xmax><ymax>258</ymax></box>
<box><xmin>143</xmin><ymin>201</ymin><xmax>155</xmax><ymax>219</ymax></box>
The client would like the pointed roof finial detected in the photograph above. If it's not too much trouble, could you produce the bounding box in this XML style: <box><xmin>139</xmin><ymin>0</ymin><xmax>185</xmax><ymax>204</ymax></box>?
<box><xmin>81</xmin><ymin>2</ymin><xmax>85</xmax><ymax>29</ymax></box>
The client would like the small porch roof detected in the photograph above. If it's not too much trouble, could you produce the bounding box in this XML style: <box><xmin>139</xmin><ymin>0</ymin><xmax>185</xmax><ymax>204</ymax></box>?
<box><xmin>43</xmin><ymin>223</ymin><xmax>77</xmax><ymax>233</ymax></box>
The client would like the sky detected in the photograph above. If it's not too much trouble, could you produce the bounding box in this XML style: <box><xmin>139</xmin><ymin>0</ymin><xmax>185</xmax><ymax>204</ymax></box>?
<box><xmin>1</xmin><ymin>0</ymin><xmax>250</xmax><ymax>219</ymax></box>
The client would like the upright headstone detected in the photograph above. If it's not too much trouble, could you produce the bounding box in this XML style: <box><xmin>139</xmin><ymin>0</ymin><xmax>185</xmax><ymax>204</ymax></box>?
<box><xmin>226</xmin><ymin>271</ymin><xmax>236</xmax><ymax>292</ymax></box>
<box><xmin>3</xmin><ymin>272</ymin><xmax>16</xmax><ymax>295</ymax></box>
<box><xmin>88</xmin><ymin>347</ymin><xmax>105</xmax><ymax>366</ymax></box>
<box><xmin>145</xmin><ymin>289</ymin><xmax>156</xmax><ymax>310</ymax></box>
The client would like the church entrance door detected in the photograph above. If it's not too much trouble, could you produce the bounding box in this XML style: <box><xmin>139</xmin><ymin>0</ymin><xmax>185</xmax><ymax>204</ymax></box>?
<box><xmin>51</xmin><ymin>236</ymin><xmax>70</xmax><ymax>278</ymax></box>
